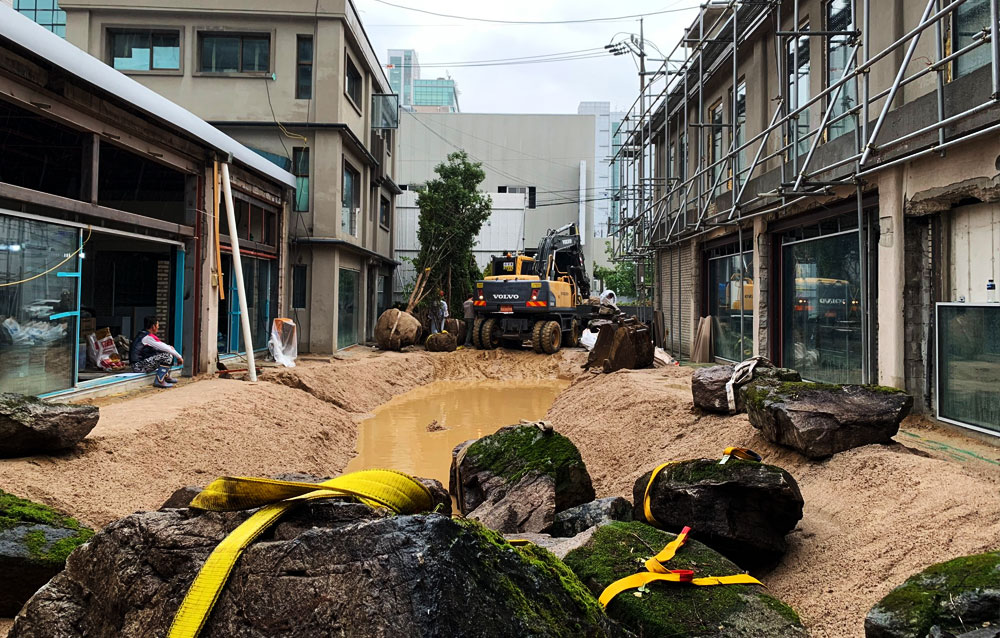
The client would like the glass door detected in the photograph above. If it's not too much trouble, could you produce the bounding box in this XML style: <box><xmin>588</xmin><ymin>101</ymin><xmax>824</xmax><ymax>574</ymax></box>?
<box><xmin>338</xmin><ymin>268</ymin><xmax>359</xmax><ymax>349</ymax></box>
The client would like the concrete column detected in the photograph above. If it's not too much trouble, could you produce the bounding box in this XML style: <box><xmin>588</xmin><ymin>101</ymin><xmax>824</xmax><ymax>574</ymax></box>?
<box><xmin>199</xmin><ymin>169</ymin><xmax>220</xmax><ymax>373</ymax></box>
<box><xmin>753</xmin><ymin>216</ymin><xmax>769</xmax><ymax>359</ymax></box>
<box><xmin>877</xmin><ymin>166</ymin><xmax>906</xmax><ymax>388</ymax></box>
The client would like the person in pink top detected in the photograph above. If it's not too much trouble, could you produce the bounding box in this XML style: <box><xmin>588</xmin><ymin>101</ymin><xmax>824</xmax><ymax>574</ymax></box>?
<box><xmin>130</xmin><ymin>316</ymin><xmax>183</xmax><ymax>388</ymax></box>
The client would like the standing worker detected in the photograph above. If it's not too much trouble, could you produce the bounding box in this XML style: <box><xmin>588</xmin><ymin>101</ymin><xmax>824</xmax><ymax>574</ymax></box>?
<box><xmin>462</xmin><ymin>294</ymin><xmax>475</xmax><ymax>346</ymax></box>
<box><xmin>430</xmin><ymin>290</ymin><xmax>449</xmax><ymax>334</ymax></box>
<box><xmin>130</xmin><ymin>316</ymin><xmax>183</xmax><ymax>388</ymax></box>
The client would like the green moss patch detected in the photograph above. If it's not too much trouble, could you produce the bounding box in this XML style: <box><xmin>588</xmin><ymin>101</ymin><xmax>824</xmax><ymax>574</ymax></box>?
<box><xmin>563</xmin><ymin>521</ymin><xmax>803</xmax><ymax>637</ymax></box>
<box><xmin>1</xmin><ymin>489</ymin><xmax>94</xmax><ymax>563</ymax></box>
<box><xmin>659</xmin><ymin>459</ymin><xmax>786</xmax><ymax>485</ymax></box>
<box><xmin>871</xmin><ymin>550</ymin><xmax>1000</xmax><ymax>635</ymax></box>
<box><xmin>465</xmin><ymin>426</ymin><xmax>586</xmax><ymax>490</ymax></box>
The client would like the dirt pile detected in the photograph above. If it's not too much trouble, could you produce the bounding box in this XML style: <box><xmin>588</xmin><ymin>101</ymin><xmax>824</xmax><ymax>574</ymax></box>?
<box><xmin>546</xmin><ymin>366</ymin><xmax>1000</xmax><ymax>638</ymax></box>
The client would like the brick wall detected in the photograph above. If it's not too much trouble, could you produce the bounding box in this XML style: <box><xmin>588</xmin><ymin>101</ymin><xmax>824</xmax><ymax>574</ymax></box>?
<box><xmin>156</xmin><ymin>260</ymin><xmax>171</xmax><ymax>337</ymax></box>
<box><xmin>903</xmin><ymin>216</ymin><xmax>935</xmax><ymax>412</ymax></box>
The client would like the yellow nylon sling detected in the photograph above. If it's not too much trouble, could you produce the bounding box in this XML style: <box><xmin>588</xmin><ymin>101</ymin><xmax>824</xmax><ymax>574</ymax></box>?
<box><xmin>598</xmin><ymin>525</ymin><xmax>762</xmax><ymax>608</ymax></box>
<box><xmin>168</xmin><ymin>469</ymin><xmax>434</xmax><ymax>638</ymax></box>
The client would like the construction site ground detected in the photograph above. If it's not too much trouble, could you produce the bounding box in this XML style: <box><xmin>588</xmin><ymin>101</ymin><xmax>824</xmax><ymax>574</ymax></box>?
<box><xmin>2</xmin><ymin>347</ymin><xmax>998</xmax><ymax>638</ymax></box>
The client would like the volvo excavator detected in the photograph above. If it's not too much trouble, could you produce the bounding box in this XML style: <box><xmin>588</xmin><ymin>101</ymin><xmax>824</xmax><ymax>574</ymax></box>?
<box><xmin>471</xmin><ymin>223</ymin><xmax>591</xmax><ymax>354</ymax></box>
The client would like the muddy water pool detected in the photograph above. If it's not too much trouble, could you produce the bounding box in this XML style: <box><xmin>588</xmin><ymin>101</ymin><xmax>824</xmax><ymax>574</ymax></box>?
<box><xmin>345</xmin><ymin>379</ymin><xmax>571</xmax><ymax>488</ymax></box>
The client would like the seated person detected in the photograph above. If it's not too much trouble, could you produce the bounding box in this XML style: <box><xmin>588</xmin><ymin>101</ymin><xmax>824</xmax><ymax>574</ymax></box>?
<box><xmin>130</xmin><ymin>317</ymin><xmax>183</xmax><ymax>388</ymax></box>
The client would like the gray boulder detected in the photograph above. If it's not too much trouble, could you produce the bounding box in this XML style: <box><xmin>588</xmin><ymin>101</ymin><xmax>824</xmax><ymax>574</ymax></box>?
<box><xmin>160</xmin><ymin>485</ymin><xmax>201</xmax><ymax>509</ymax></box>
<box><xmin>11</xmin><ymin>502</ymin><xmax>625</xmax><ymax>638</ymax></box>
<box><xmin>0</xmin><ymin>394</ymin><xmax>99</xmax><ymax>457</ymax></box>
<box><xmin>692</xmin><ymin>363</ymin><xmax>801</xmax><ymax>414</ymax></box>
<box><xmin>563</xmin><ymin>521</ymin><xmax>808</xmax><ymax>638</ymax></box>
<box><xmin>549</xmin><ymin>497</ymin><xmax>633</xmax><ymax>538</ymax></box>
<box><xmin>0</xmin><ymin>490</ymin><xmax>94</xmax><ymax>616</ymax></box>
<box><xmin>633</xmin><ymin>459</ymin><xmax>803</xmax><ymax>569</ymax></box>
<box><xmin>504</xmin><ymin>527</ymin><xmax>599</xmax><ymax>560</ymax></box>
<box><xmin>865</xmin><ymin>550</ymin><xmax>1000</xmax><ymax>638</ymax></box>
<box><xmin>450</xmin><ymin>425</ymin><xmax>596</xmax><ymax>534</ymax></box>
<box><xmin>744</xmin><ymin>382</ymin><xmax>913</xmax><ymax>458</ymax></box>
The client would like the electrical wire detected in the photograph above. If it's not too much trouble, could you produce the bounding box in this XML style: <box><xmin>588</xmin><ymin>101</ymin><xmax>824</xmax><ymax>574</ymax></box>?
<box><xmin>391</xmin><ymin>47</ymin><xmax>606</xmax><ymax>67</ymax></box>
<box><xmin>0</xmin><ymin>225</ymin><xmax>91</xmax><ymax>288</ymax></box>
<box><xmin>369</xmin><ymin>0</ymin><xmax>696</xmax><ymax>25</ymax></box>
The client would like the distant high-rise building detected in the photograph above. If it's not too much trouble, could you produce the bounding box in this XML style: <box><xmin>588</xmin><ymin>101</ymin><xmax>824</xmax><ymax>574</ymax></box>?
<box><xmin>13</xmin><ymin>0</ymin><xmax>66</xmax><ymax>36</ymax></box>
<box><xmin>387</xmin><ymin>48</ymin><xmax>460</xmax><ymax>113</ymax></box>
<box><xmin>577</xmin><ymin>101</ymin><xmax>624</xmax><ymax>238</ymax></box>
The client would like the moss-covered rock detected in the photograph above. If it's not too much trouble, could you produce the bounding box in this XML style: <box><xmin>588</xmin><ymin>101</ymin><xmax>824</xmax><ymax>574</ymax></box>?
<box><xmin>451</xmin><ymin>425</ymin><xmax>595</xmax><ymax>525</ymax></box>
<box><xmin>865</xmin><ymin>550</ymin><xmax>1000</xmax><ymax>638</ymax></box>
<box><xmin>692</xmin><ymin>363</ymin><xmax>801</xmax><ymax>414</ymax></box>
<box><xmin>563</xmin><ymin>521</ymin><xmax>807</xmax><ymax>638</ymax></box>
<box><xmin>742</xmin><ymin>381</ymin><xmax>913</xmax><ymax>458</ymax></box>
<box><xmin>0</xmin><ymin>489</ymin><xmax>94</xmax><ymax>616</ymax></box>
<box><xmin>0</xmin><ymin>393</ymin><xmax>99</xmax><ymax>457</ymax></box>
<box><xmin>634</xmin><ymin>459</ymin><xmax>803</xmax><ymax>569</ymax></box>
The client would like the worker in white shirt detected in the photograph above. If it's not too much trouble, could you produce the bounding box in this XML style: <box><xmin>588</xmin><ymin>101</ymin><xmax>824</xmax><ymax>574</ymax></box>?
<box><xmin>130</xmin><ymin>316</ymin><xmax>183</xmax><ymax>388</ymax></box>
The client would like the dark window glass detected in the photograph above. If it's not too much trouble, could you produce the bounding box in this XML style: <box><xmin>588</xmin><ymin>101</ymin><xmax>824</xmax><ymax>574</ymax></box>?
<box><xmin>707</xmin><ymin>248</ymin><xmax>754</xmax><ymax>362</ymax></box>
<box><xmin>200</xmin><ymin>34</ymin><xmax>269</xmax><ymax>73</ymax></box>
<box><xmin>528</xmin><ymin>186</ymin><xmax>536</xmax><ymax>209</ymax></box>
<box><xmin>338</xmin><ymin>268</ymin><xmax>359</xmax><ymax>348</ymax></box>
<box><xmin>342</xmin><ymin>162</ymin><xmax>360</xmax><ymax>235</ymax></box>
<box><xmin>787</xmin><ymin>25</ymin><xmax>811</xmax><ymax>157</ymax></box>
<box><xmin>733</xmin><ymin>82</ymin><xmax>747</xmax><ymax>191</ymax></box>
<box><xmin>938</xmin><ymin>305</ymin><xmax>1000</xmax><ymax>433</ymax></box>
<box><xmin>296</xmin><ymin>35</ymin><xmax>313</xmax><ymax>99</ymax></box>
<box><xmin>292</xmin><ymin>148</ymin><xmax>309</xmax><ymax>213</ymax></box>
<box><xmin>111</xmin><ymin>30</ymin><xmax>180</xmax><ymax>71</ymax></box>
<box><xmin>955</xmin><ymin>0</ymin><xmax>990</xmax><ymax>77</ymax></box>
<box><xmin>826</xmin><ymin>0</ymin><xmax>856</xmax><ymax>140</ymax></box>
<box><xmin>379</xmin><ymin>196</ymin><xmax>390</xmax><ymax>229</ymax></box>
<box><xmin>292</xmin><ymin>264</ymin><xmax>307</xmax><ymax>309</ymax></box>
<box><xmin>708</xmin><ymin>102</ymin><xmax>724</xmax><ymax>197</ymax></box>
<box><xmin>346</xmin><ymin>57</ymin><xmax>362</xmax><ymax>107</ymax></box>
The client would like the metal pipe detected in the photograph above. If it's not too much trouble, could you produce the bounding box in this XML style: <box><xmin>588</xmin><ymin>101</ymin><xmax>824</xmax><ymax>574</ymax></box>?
<box><xmin>856</xmin><ymin>178</ymin><xmax>869</xmax><ymax>384</ymax></box>
<box><xmin>856</xmin><ymin>120</ymin><xmax>1000</xmax><ymax>176</ymax></box>
<box><xmin>220</xmin><ymin>162</ymin><xmax>257</xmax><ymax>382</ymax></box>
<box><xmin>728</xmin><ymin>101</ymin><xmax>785</xmax><ymax>220</ymax></box>
<box><xmin>992</xmin><ymin>0</ymin><xmax>1000</xmax><ymax>98</ymax></box>
<box><xmin>935</xmin><ymin>0</ymin><xmax>947</xmax><ymax>151</ymax></box>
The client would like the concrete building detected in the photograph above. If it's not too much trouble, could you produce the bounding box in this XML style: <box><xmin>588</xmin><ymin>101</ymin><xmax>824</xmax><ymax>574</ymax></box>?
<box><xmin>613</xmin><ymin>0</ymin><xmax>1000</xmax><ymax>436</ymax></box>
<box><xmin>12</xmin><ymin>0</ymin><xmax>67</xmax><ymax>35</ymax></box>
<box><xmin>59</xmin><ymin>0</ymin><xmax>401</xmax><ymax>352</ymax></box>
<box><xmin>394</xmin><ymin>112</ymin><xmax>600</xmax><ymax>299</ymax></box>
<box><xmin>387</xmin><ymin>48</ymin><xmax>460</xmax><ymax>113</ymax></box>
<box><xmin>577</xmin><ymin>101</ymin><xmax>626</xmax><ymax>238</ymax></box>
<box><xmin>0</xmin><ymin>7</ymin><xmax>294</xmax><ymax>398</ymax></box>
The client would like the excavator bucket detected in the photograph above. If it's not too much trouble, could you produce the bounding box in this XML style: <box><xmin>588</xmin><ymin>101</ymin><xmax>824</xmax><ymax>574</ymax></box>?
<box><xmin>584</xmin><ymin>320</ymin><xmax>654</xmax><ymax>373</ymax></box>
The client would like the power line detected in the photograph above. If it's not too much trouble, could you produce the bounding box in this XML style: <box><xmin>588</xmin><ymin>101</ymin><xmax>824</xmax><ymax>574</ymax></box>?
<box><xmin>389</xmin><ymin>47</ymin><xmax>606</xmax><ymax>67</ymax></box>
<box><xmin>370</xmin><ymin>0</ymin><xmax>696</xmax><ymax>25</ymax></box>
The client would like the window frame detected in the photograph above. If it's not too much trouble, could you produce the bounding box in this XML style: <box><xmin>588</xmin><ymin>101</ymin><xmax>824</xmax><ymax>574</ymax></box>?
<box><xmin>824</xmin><ymin>0</ymin><xmax>857</xmax><ymax>141</ymax></box>
<box><xmin>345</xmin><ymin>53</ymin><xmax>363</xmax><ymax>113</ymax></box>
<box><xmin>292</xmin><ymin>264</ymin><xmax>308</xmax><ymax>310</ymax></box>
<box><xmin>292</xmin><ymin>147</ymin><xmax>309</xmax><ymax>213</ymax></box>
<box><xmin>342</xmin><ymin>159</ymin><xmax>361</xmax><ymax>236</ymax></box>
<box><xmin>196</xmin><ymin>30</ymin><xmax>273</xmax><ymax>76</ymax></box>
<box><xmin>295</xmin><ymin>34</ymin><xmax>313</xmax><ymax>100</ymax></box>
<box><xmin>106</xmin><ymin>26</ymin><xmax>184</xmax><ymax>75</ymax></box>
<box><xmin>952</xmin><ymin>0</ymin><xmax>991</xmax><ymax>79</ymax></box>
<box><xmin>379</xmin><ymin>195</ymin><xmax>391</xmax><ymax>230</ymax></box>
<box><xmin>707</xmin><ymin>100</ymin><xmax>725</xmax><ymax>197</ymax></box>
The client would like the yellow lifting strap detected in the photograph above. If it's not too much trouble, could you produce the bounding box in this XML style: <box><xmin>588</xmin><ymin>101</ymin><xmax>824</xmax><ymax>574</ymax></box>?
<box><xmin>598</xmin><ymin>525</ymin><xmax>762</xmax><ymax>608</ymax></box>
<box><xmin>168</xmin><ymin>470</ymin><xmax>434</xmax><ymax>638</ymax></box>
<box><xmin>642</xmin><ymin>447</ymin><xmax>763</xmax><ymax>526</ymax></box>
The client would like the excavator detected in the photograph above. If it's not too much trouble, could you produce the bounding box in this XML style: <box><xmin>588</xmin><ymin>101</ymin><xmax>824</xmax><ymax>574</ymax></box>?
<box><xmin>471</xmin><ymin>223</ymin><xmax>591</xmax><ymax>354</ymax></box>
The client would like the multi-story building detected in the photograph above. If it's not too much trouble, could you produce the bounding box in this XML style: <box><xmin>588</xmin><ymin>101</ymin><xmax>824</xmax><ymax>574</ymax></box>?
<box><xmin>12</xmin><ymin>0</ymin><xmax>67</xmax><ymax>35</ymax></box>
<box><xmin>394</xmin><ymin>112</ymin><xmax>599</xmax><ymax>299</ymax></box>
<box><xmin>59</xmin><ymin>0</ymin><xmax>401</xmax><ymax>353</ymax></box>
<box><xmin>1</xmin><ymin>8</ymin><xmax>294</xmax><ymax>397</ymax></box>
<box><xmin>387</xmin><ymin>48</ymin><xmax>460</xmax><ymax>113</ymax></box>
<box><xmin>613</xmin><ymin>0</ymin><xmax>1000</xmax><ymax>436</ymax></box>
<box><xmin>577</xmin><ymin>101</ymin><xmax>626</xmax><ymax>238</ymax></box>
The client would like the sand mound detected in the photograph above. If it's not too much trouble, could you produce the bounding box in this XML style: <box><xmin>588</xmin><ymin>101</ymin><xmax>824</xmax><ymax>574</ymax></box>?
<box><xmin>546</xmin><ymin>366</ymin><xmax>1000</xmax><ymax>638</ymax></box>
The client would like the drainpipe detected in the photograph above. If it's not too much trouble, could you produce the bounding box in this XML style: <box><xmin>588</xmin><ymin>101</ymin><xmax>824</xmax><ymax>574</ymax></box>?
<box><xmin>221</xmin><ymin>161</ymin><xmax>257</xmax><ymax>382</ymax></box>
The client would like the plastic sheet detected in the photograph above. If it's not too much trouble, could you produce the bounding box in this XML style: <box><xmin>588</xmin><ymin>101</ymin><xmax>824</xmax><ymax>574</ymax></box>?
<box><xmin>580</xmin><ymin>329</ymin><xmax>599</xmax><ymax>351</ymax></box>
<box><xmin>268</xmin><ymin>318</ymin><xmax>297</xmax><ymax>367</ymax></box>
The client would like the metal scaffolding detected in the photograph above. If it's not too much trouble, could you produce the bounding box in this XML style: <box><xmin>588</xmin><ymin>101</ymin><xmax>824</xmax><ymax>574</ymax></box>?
<box><xmin>610</xmin><ymin>0</ymin><xmax>1000</xmax><ymax>372</ymax></box>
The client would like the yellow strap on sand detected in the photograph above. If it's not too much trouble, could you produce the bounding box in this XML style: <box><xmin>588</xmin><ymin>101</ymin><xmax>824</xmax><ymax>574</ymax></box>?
<box><xmin>598</xmin><ymin>525</ymin><xmax>763</xmax><ymax>608</ymax></box>
<box><xmin>168</xmin><ymin>469</ymin><xmax>433</xmax><ymax>638</ymax></box>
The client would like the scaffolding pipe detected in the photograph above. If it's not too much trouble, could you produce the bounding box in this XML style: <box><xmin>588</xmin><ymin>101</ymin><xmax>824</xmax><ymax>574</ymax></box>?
<box><xmin>220</xmin><ymin>162</ymin><xmax>258</xmax><ymax>383</ymax></box>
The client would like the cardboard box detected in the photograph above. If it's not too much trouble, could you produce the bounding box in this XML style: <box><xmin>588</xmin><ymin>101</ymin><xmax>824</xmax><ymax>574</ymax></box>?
<box><xmin>80</xmin><ymin>317</ymin><xmax>96</xmax><ymax>335</ymax></box>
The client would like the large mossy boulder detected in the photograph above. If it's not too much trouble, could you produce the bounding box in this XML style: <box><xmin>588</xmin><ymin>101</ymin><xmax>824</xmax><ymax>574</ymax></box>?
<box><xmin>563</xmin><ymin>521</ymin><xmax>807</xmax><ymax>638</ymax></box>
<box><xmin>0</xmin><ymin>490</ymin><xmax>94</xmax><ymax>616</ymax></box>
<box><xmin>450</xmin><ymin>425</ymin><xmax>595</xmax><ymax>534</ymax></box>
<box><xmin>0</xmin><ymin>393</ymin><xmax>99</xmax><ymax>457</ymax></box>
<box><xmin>633</xmin><ymin>459</ymin><xmax>803</xmax><ymax>569</ymax></box>
<box><xmin>549</xmin><ymin>497</ymin><xmax>633</xmax><ymax>538</ymax></box>
<box><xmin>743</xmin><ymin>381</ymin><xmax>913</xmax><ymax>458</ymax></box>
<box><xmin>865</xmin><ymin>551</ymin><xmax>1000</xmax><ymax>638</ymax></box>
<box><xmin>374</xmin><ymin>308</ymin><xmax>422</xmax><ymax>351</ymax></box>
<box><xmin>692</xmin><ymin>364</ymin><xmax>801</xmax><ymax>414</ymax></box>
<box><xmin>12</xmin><ymin>502</ymin><xmax>626</xmax><ymax>638</ymax></box>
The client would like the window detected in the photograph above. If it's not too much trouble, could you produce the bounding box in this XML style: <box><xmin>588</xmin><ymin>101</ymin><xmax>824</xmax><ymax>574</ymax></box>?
<box><xmin>954</xmin><ymin>0</ymin><xmax>991</xmax><ymax>77</ymax></box>
<box><xmin>346</xmin><ymin>56</ymin><xmax>362</xmax><ymax>107</ymax></box>
<box><xmin>342</xmin><ymin>161</ymin><xmax>360</xmax><ymax>236</ymax></box>
<box><xmin>296</xmin><ymin>35</ymin><xmax>313</xmax><ymax>99</ymax></box>
<box><xmin>292</xmin><ymin>264</ymin><xmax>307</xmax><ymax>309</ymax></box>
<box><xmin>733</xmin><ymin>81</ymin><xmax>747</xmax><ymax>192</ymax></box>
<box><xmin>706</xmin><ymin>242</ymin><xmax>754</xmax><ymax>362</ymax></box>
<box><xmin>200</xmin><ymin>33</ymin><xmax>270</xmax><ymax>73</ymax></box>
<box><xmin>14</xmin><ymin>0</ymin><xmax>66</xmax><ymax>37</ymax></box>
<box><xmin>707</xmin><ymin>101</ymin><xmax>724</xmax><ymax>197</ymax></box>
<box><xmin>826</xmin><ymin>0</ymin><xmax>856</xmax><ymax>140</ymax></box>
<box><xmin>499</xmin><ymin>186</ymin><xmax>527</xmax><ymax>194</ymax></box>
<box><xmin>937</xmin><ymin>304</ymin><xmax>1000</xmax><ymax>433</ymax></box>
<box><xmin>338</xmin><ymin>268</ymin><xmax>359</xmax><ymax>349</ymax></box>
<box><xmin>787</xmin><ymin>25</ymin><xmax>811</xmax><ymax>157</ymax></box>
<box><xmin>110</xmin><ymin>30</ymin><xmax>180</xmax><ymax>71</ymax></box>
<box><xmin>528</xmin><ymin>186</ymin><xmax>536</xmax><ymax>209</ymax></box>
<box><xmin>292</xmin><ymin>148</ymin><xmax>309</xmax><ymax>212</ymax></box>
<box><xmin>379</xmin><ymin>196</ymin><xmax>390</xmax><ymax>229</ymax></box>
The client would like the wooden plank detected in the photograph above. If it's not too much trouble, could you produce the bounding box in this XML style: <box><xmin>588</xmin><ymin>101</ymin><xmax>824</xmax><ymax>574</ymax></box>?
<box><xmin>0</xmin><ymin>181</ymin><xmax>194</xmax><ymax>237</ymax></box>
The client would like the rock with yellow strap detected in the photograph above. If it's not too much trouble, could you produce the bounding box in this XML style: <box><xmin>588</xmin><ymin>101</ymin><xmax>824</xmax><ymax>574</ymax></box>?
<box><xmin>562</xmin><ymin>521</ymin><xmax>807</xmax><ymax>638</ymax></box>
<box><xmin>11</xmin><ymin>470</ymin><xmax>625</xmax><ymax>638</ymax></box>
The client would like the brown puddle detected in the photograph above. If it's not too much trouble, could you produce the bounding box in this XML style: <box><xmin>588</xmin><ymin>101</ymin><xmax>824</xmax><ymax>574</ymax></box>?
<box><xmin>345</xmin><ymin>379</ymin><xmax>571</xmax><ymax>488</ymax></box>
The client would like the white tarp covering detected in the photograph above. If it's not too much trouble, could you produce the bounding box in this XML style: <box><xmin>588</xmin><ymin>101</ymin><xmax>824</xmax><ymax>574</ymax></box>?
<box><xmin>268</xmin><ymin>318</ymin><xmax>298</xmax><ymax>367</ymax></box>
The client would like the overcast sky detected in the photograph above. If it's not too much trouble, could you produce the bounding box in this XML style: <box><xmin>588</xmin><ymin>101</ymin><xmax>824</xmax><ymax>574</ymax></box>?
<box><xmin>355</xmin><ymin>0</ymin><xmax>703</xmax><ymax>115</ymax></box>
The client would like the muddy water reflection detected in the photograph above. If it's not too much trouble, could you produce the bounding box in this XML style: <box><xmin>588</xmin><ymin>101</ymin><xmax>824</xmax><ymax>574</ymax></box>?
<box><xmin>346</xmin><ymin>379</ymin><xmax>570</xmax><ymax>487</ymax></box>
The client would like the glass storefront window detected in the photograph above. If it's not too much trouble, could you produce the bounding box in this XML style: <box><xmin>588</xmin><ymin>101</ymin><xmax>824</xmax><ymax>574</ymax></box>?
<box><xmin>338</xmin><ymin>268</ymin><xmax>359</xmax><ymax>349</ymax></box>
<box><xmin>937</xmin><ymin>304</ymin><xmax>1000</xmax><ymax>434</ymax></box>
<box><xmin>219</xmin><ymin>254</ymin><xmax>277</xmax><ymax>354</ymax></box>
<box><xmin>781</xmin><ymin>226</ymin><xmax>863</xmax><ymax>384</ymax></box>
<box><xmin>0</xmin><ymin>216</ymin><xmax>79</xmax><ymax>395</ymax></box>
<box><xmin>707</xmin><ymin>246</ymin><xmax>754</xmax><ymax>362</ymax></box>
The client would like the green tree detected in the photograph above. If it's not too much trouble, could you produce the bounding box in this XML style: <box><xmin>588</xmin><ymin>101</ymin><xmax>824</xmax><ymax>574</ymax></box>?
<box><xmin>592</xmin><ymin>243</ymin><xmax>637</xmax><ymax>297</ymax></box>
<box><xmin>412</xmin><ymin>151</ymin><xmax>492</xmax><ymax>313</ymax></box>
